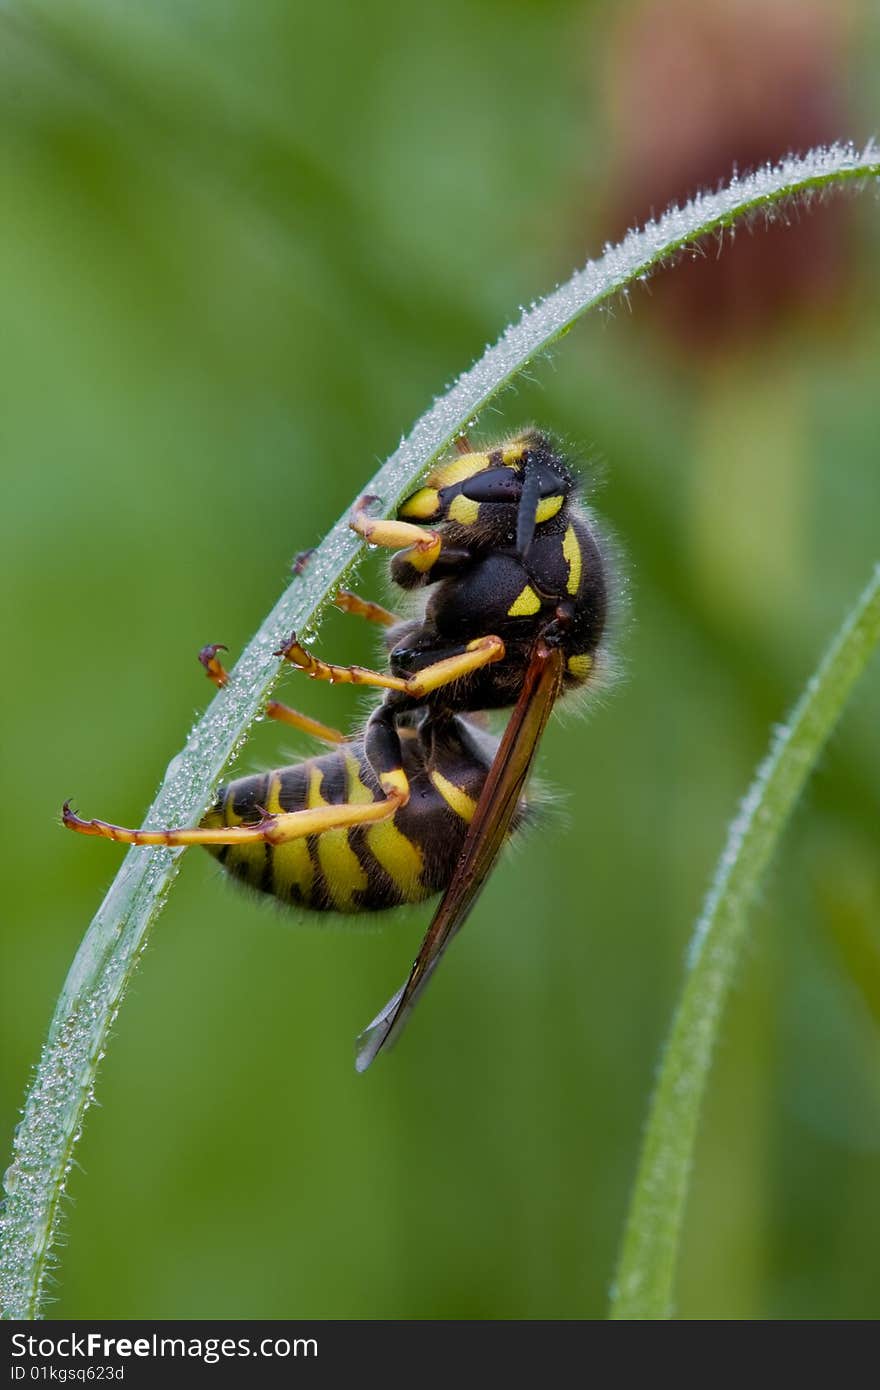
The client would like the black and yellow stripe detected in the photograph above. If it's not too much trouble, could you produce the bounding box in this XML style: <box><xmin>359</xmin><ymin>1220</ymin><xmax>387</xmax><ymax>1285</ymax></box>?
<box><xmin>203</xmin><ymin>719</ymin><xmax>510</xmax><ymax>915</ymax></box>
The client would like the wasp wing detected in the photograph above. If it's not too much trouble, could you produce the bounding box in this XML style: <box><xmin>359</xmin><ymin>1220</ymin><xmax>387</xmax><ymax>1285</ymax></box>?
<box><xmin>355</xmin><ymin>641</ymin><xmax>565</xmax><ymax>1072</ymax></box>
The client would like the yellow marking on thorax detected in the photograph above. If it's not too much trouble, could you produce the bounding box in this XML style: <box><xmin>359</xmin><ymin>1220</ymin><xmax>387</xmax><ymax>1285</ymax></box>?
<box><xmin>567</xmin><ymin>653</ymin><xmax>593</xmax><ymax>680</ymax></box>
<box><xmin>308</xmin><ymin>763</ymin><xmax>368</xmax><ymax>911</ymax></box>
<box><xmin>448</xmin><ymin>493</ymin><xmax>481</xmax><ymax>526</ymax></box>
<box><xmin>265</xmin><ymin>771</ymin><xmax>315</xmax><ymax>903</ymax></box>
<box><xmin>535</xmin><ymin>494</ymin><xmax>563</xmax><ymax>523</ymax></box>
<box><xmin>431</xmin><ymin>770</ymin><xmax>476</xmax><ymax>823</ymax></box>
<box><xmin>562</xmin><ymin>525</ymin><xmax>582</xmax><ymax>596</ymax></box>
<box><xmin>431</xmin><ymin>451</ymin><xmax>490</xmax><ymax>488</ymax></box>
<box><xmin>508</xmin><ymin>584</ymin><xmax>542</xmax><ymax>618</ymax></box>
<box><xmin>399</xmin><ymin>486</ymin><xmax>439</xmax><ymax>520</ymax></box>
<box><xmin>502</xmin><ymin>443</ymin><xmax>526</xmax><ymax>465</ymax></box>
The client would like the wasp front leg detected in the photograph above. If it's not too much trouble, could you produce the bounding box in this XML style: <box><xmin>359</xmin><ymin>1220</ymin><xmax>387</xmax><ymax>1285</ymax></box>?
<box><xmin>350</xmin><ymin>497</ymin><xmax>443</xmax><ymax>579</ymax></box>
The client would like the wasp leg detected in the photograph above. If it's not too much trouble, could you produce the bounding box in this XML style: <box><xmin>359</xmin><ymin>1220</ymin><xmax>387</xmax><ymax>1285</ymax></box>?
<box><xmin>199</xmin><ymin>643</ymin><xmax>230</xmax><ymax>688</ymax></box>
<box><xmin>62</xmin><ymin>786</ymin><xmax>407</xmax><ymax>847</ymax></box>
<box><xmin>333</xmin><ymin>589</ymin><xmax>400</xmax><ymax>627</ymax></box>
<box><xmin>363</xmin><ymin>698</ymin><xmax>411</xmax><ymax>803</ymax></box>
<box><xmin>275</xmin><ymin>579</ymin><xmax>400</xmax><ymax>735</ymax></box>
<box><xmin>199</xmin><ymin>644</ymin><xmax>345</xmax><ymax>743</ymax></box>
<box><xmin>264</xmin><ymin>702</ymin><xmax>346</xmax><ymax>744</ymax></box>
<box><xmin>200</xmin><ymin>586</ymin><xmax>402</xmax><ymax>711</ymax></box>
<box><xmin>275</xmin><ymin>633</ymin><xmax>505</xmax><ymax>697</ymax></box>
<box><xmin>389</xmin><ymin>544</ymin><xmax>474</xmax><ymax>590</ymax></box>
<box><xmin>351</xmin><ymin>499</ymin><xmax>442</xmax><ymax>576</ymax></box>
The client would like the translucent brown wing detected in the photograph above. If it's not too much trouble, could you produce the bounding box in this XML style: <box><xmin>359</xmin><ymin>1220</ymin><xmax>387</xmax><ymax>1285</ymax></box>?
<box><xmin>355</xmin><ymin>641</ymin><xmax>565</xmax><ymax>1072</ymax></box>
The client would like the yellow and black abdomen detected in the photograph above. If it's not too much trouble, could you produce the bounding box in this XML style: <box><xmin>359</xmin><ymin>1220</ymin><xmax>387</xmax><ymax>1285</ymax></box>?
<box><xmin>202</xmin><ymin>718</ymin><xmax>506</xmax><ymax>915</ymax></box>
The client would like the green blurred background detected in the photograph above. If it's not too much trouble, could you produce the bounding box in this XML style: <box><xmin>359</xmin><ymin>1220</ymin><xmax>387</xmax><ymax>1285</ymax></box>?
<box><xmin>2</xmin><ymin>0</ymin><xmax>879</xmax><ymax>1319</ymax></box>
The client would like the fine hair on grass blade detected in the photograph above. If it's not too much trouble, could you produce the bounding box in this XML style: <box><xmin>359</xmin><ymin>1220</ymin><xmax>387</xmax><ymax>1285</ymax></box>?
<box><xmin>610</xmin><ymin>566</ymin><xmax>880</xmax><ymax>1320</ymax></box>
<box><xmin>1</xmin><ymin>143</ymin><xmax>878</xmax><ymax>1319</ymax></box>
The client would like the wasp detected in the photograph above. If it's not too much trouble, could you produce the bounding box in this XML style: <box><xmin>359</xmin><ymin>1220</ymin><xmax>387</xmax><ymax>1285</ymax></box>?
<box><xmin>64</xmin><ymin>429</ymin><xmax>612</xmax><ymax>1070</ymax></box>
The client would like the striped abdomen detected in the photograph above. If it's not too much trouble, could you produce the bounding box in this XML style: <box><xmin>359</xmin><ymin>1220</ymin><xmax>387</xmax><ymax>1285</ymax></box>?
<box><xmin>201</xmin><ymin>718</ymin><xmax>508</xmax><ymax>914</ymax></box>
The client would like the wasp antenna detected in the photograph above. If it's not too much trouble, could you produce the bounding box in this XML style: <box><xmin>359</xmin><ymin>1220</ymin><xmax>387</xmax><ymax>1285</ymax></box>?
<box><xmin>515</xmin><ymin>460</ymin><xmax>541</xmax><ymax>557</ymax></box>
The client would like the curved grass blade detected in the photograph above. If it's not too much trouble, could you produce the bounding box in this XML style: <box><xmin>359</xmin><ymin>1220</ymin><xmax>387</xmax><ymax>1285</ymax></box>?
<box><xmin>610</xmin><ymin>565</ymin><xmax>880</xmax><ymax>1320</ymax></box>
<box><xmin>1</xmin><ymin>142</ymin><xmax>878</xmax><ymax>1319</ymax></box>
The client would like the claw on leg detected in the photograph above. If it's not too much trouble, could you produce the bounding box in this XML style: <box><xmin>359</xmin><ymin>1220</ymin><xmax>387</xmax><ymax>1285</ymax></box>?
<box><xmin>199</xmin><ymin>643</ymin><xmax>229</xmax><ymax>689</ymax></box>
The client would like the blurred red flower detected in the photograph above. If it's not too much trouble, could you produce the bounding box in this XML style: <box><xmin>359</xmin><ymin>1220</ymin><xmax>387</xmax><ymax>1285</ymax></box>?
<box><xmin>602</xmin><ymin>0</ymin><xmax>858</xmax><ymax>353</ymax></box>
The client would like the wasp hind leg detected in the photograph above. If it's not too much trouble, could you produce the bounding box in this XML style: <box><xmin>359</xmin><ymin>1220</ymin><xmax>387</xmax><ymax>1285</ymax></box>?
<box><xmin>62</xmin><ymin>777</ymin><xmax>408</xmax><ymax>848</ymax></box>
<box><xmin>63</xmin><ymin>693</ymin><xmax>418</xmax><ymax>848</ymax></box>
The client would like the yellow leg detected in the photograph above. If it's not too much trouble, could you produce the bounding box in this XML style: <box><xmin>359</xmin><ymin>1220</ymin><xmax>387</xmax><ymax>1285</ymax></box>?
<box><xmin>200</xmin><ymin>644</ymin><xmax>345</xmax><ymax>742</ymax></box>
<box><xmin>62</xmin><ymin>788</ymin><xmax>407</xmax><ymax>847</ymax></box>
<box><xmin>333</xmin><ymin>588</ymin><xmax>399</xmax><ymax>627</ymax></box>
<box><xmin>351</xmin><ymin>498</ymin><xmax>442</xmax><ymax>574</ymax></box>
<box><xmin>275</xmin><ymin>633</ymin><xmax>505</xmax><ymax>697</ymax></box>
<box><xmin>200</xmin><ymin>585</ymin><xmax>402</xmax><ymax>708</ymax></box>
<box><xmin>264</xmin><ymin>702</ymin><xmax>345</xmax><ymax>744</ymax></box>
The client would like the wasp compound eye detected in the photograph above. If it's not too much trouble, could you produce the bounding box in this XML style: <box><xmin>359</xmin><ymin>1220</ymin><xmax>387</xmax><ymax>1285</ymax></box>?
<box><xmin>460</xmin><ymin>466</ymin><xmax>523</xmax><ymax>504</ymax></box>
